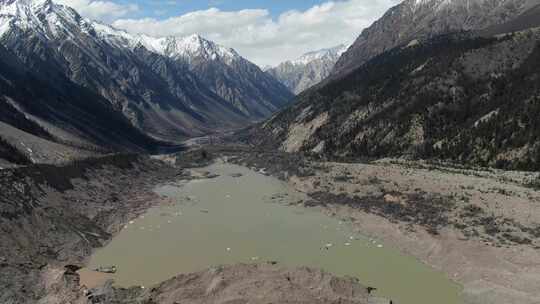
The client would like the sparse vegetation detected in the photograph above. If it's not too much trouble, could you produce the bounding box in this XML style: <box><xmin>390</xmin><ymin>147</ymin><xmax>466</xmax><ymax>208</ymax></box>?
<box><xmin>256</xmin><ymin>31</ymin><xmax>540</xmax><ymax>171</ymax></box>
<box><xmin>306</xmin><ymin>191</ymin><xmax>456</xmax><ymax>235</ymax></box>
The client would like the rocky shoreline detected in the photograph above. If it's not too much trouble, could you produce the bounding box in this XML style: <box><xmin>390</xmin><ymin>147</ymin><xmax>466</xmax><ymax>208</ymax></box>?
<box><xmin>216</xmin><ymin>146</ymin><xmax>540</xmax><ymax>304</ymax></box>
<box><xmin>0</xmin><ymin>152</ymin><xmax>376</xmax><ymax>304</ymax></box>
<box><xmin>0</xmin><ymin>154</ymin><xmax>183</xmax><ymax>303</ymax></box>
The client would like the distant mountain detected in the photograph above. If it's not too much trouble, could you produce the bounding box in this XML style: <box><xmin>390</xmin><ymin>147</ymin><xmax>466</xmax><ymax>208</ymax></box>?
<box><xmin>97</xmin><ymin>30</ymin><xmax>294</xmax><ymax>119</ymax></box>
<box><xmin>267</xmin><ymin>45</ymin><xmax>347</xmax><ymax>94</ymax></box>
<box><xmin>331</xmin><ymin>0</ymin><xmax>540</xmax><ymax>79</ymax></box>
<box><xmin>163</xmin><ymin>35</ymin><xmax>294</xmax><ymax>119</ymax></box>
<box><xmin>255</xmin><ymin>3</ymin><xmax>540</xmax><ymax>170</ymax></box>
<box><xmin>0</xmin><ymin>0</ymin><xmax>292</xmax><ymax>150</ymax></box>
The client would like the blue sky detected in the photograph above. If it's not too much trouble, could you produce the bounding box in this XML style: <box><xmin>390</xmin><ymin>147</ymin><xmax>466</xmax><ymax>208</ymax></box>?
<box><xmin>58</xmin><ymin>0</ymin><xmax>399</xmax><ymax>65</ymax></box>
<box><xmin>118</xmin><ymin>0</ymin><xmax>326</xmax><ymax>19</ymax></box>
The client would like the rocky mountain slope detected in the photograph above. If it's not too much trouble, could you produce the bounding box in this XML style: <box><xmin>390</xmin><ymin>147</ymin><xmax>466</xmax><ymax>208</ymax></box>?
<box><xmin>154</xmin><ymin>34</ymin><xmax>293</xmax><ymax>119</ymax></box>
<box><xmin>257</xmin><ymin>4</ymin><xmax>540</xmax><ymax>170</ymax></box>
<box><xmin>331</xmin><ymin>0</ymin><xmax>540</xmax><ymax>79</ymax></box>
<box><xmin>96</xmin><ymin>29</ymin><xmax>293</xmax><ymax>119</ymax></box>
<box><xmin>480</xmin><ymin>1</ymin><xmax>540</xmax><ymax>35</ymax></box>
<box><xmin>0</xmin><ymin>42</ymin><xmax>168</xmax><ymax>166</ymax></box>
<box><xmin>267</xmin><ymin>45</ymin><xmax>347</xmax><ymax>94</ymax></box>
<box><xmin>0</xmin><ymin>0</ymin><xmax>291</xmax><ymax>149</ymax></box>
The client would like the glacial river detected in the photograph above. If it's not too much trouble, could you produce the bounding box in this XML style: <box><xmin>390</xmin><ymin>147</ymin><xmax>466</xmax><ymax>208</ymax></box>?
<box><xmin>83</xmin><ymin>163</ymin><xmax>462</xmax><ymax>304</ymax></box>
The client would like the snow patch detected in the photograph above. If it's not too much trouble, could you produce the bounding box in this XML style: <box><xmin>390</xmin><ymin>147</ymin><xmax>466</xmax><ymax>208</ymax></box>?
<box><xmin>474</xmin><ymin>109</ymin><xmax>499</xmax><ymax>128</ymax></box>
<box><xmin>289</xmin><ymin>44</ymin><xmax>348</xmax><ymax>66</ymax></box>
<box><xmin>406</xmin><ymin>39</ymin><xmax>420</xmax><ymax>48</ymax></box>
<box><xmin>311</xmin><ymin>141</ymin><xmax>325</xmax><ymax>154</ymax></box>
<box><xmin>411</xmin><ymin>60</ymin><xmax>429</xmax><ymax>74</ymax></box>
<box><xmin>0</xmin><ymin>16</ymin><xmax>11</xmax><ymax>36</ymax></box>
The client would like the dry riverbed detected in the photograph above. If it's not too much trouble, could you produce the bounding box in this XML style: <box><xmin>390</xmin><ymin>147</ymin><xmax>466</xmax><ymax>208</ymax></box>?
<box><xmin>224</xmin><ymin>149</ymin><xmax>540</xmax><ymax>304</ymax></box>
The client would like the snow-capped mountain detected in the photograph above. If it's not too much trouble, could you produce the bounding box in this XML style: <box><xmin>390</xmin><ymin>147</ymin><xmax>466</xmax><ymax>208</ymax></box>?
<box><xmin>90</xmin><ymin>23</ymin><xmax>241</xmax><ymax>65</ymax></box>
<box><xmin>331</xmin><ymin>0</ymin><xmax>539</xmax><ymax>78</ymax></box>
<box><xmin>144</xmin><ymin>35</ymin><xmax>241</xmax><ymax>64</ymax></box>
<box><xmin>290</xmin><ymin>45</ymin><xmax>347</xmax><ymax>66</ymax></box>
<box><xmin>148</xmin><ymin>34</ymin><xmax>293</xmax><ymax>118</ymax></box>
<box><xmin>83</xmin><ymin>21</ymin><xmax>293</xmax><ymax>118</ymax></box>
<box><xmin>0</xmin><ymin>0</ymin><xmax>71</xmax><ymax>37</ymax></box>
<box><xmin>266</xmin><ymin>45</ymin><xmax>347</xmax><ymax>94</ymax></box>
<box><xmin>0</xmin><ymin>0</ymin><xmax>292</xmax><ymax>145</ymax></box>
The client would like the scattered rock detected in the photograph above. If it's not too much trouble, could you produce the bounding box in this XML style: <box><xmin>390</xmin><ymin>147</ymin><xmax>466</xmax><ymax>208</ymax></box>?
<box><xmin>383</xmin><ymin>194</ymin><xmax>401</xmax><ymax>204</ymax></box>
<box><xmin>94</xmin><ymin>266</ymin><xmax>117</xmax><ymax>274</ymax></box>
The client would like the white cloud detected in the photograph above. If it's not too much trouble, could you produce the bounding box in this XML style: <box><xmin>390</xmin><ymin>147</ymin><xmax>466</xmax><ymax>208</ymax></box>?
<box><xmin>55</xmin><ymin>0</ymin><xmax>139</xmax><ymax>22</ymax></box>
<box><xmin>112</xmin><ymin>0</ymin><xmax>400</xmax><ymax>66</ymax></box>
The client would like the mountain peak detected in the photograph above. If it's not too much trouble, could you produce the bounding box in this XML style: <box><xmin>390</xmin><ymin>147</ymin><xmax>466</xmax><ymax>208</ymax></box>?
<box><xmin>0</xmin><ymin>0</ymin><xmax>78</xmax><ymax>38</ymax></box>
<box><xmin>0</xmin><ymin>0</ymin><xmax>52</xmax><ymax>6</ymax></box>
<box><xmin>161</xmin><ymin>34</ymin><xmax>241</xmax><ymax>63</ymax></box>
<box><xmin>0</xmin><ymin>0</ymin><xmax>54</xmax><ymax>15</ymax></box>
<box><xmin>331</xmin><ymin>0</ymin><xmax>534</xmax><ymax>77</ymax></box>
<box><xmin>267</xmin><ymin>44</ymin><xmax>348</xmax><ymax>94</ymax></box>
<box><xmin>290</xmin><ymin>44</ymin><xmax>348</xmax><ymax>66</ymax></box>
<box><xmin>0</xmin><ymin>0</ymin><xmax>243</xmax><ymax>66</ymax></box>
<box><xmin>87</xmin><ymin>20</ymin><xmax>243</xmax><ymax>66</ymax></box>
<box><xmin>184</xmin><ymin>33</ymin><xmax>205</xmax><ymax>43</ymax></box>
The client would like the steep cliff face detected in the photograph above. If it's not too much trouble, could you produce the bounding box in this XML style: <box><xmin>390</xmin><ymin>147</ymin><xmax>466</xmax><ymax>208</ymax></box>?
<box><xmin>267</xmin><ymin>45</ymin><xmax>347</xmax><ymax>94</ymax></box>
<box><xmin>0</xmin><ymin>43</ymin><xmax>166</xmax><ymax>163</ymax></box>
<box><xmin>331</xmin><ymin>0</ymin><xmax>539</xmax><ymax>79</ymax></box>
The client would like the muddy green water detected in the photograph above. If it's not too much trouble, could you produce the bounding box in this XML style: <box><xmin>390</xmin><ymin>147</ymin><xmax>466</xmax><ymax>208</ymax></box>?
<box><xmin>88</xmin><ymin>163</ymin><xmax>462</xmax><ymax>304</ymax></box>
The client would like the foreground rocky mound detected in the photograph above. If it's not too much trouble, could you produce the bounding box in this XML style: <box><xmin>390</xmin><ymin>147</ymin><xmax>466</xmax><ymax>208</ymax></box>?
<box><xmin>92</xmin><ymin>263</ymin><xmax>371</xmax><ymax>304</ymax></box>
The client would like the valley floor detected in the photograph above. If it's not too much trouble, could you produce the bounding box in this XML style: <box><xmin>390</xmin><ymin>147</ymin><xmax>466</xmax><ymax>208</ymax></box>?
<box><xmin>223</xmin><ymin>148</ymin><xmax>540</xmax><ymax>304</ymax></box>
<box><xmin>1</xmin><ymin>147</ymin><xmax>539</xmax><ymax>304</ymax></box>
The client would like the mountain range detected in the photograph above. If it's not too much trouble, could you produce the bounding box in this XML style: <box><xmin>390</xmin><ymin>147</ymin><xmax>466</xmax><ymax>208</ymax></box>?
<box><xmin>266</xmin><ymin>45</ymin><xmax>347</xmax><ymax>94</ymax></box>
<box><xmin>254</xmin><ymin>0</ymin><xmax>540</xmax><ymax>170</ymax></box>
<box><xmin>3</xmin><ymin>0</ymin><xmax>540</xmax><ymax>170</ymax></box>
<box><xmin>0</xmin><ymin>0</ymin><xmax>293</xmax><ymax>164</ymax></box>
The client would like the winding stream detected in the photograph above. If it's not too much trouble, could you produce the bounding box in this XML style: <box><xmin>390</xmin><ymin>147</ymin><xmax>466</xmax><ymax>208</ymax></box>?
<box><xmin>84</xmin><ymin>163</ymin><xmax>462</xmax><ymax>304</ymax></box>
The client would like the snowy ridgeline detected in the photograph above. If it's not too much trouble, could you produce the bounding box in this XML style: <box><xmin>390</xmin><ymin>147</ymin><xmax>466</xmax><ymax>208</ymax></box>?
<box><xmin>0</xmin><ymin>0</ymin><xmax>242</xmax><ymax>65</ymax></box>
